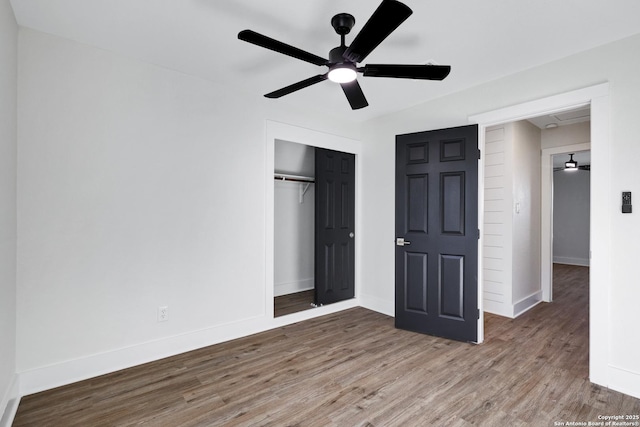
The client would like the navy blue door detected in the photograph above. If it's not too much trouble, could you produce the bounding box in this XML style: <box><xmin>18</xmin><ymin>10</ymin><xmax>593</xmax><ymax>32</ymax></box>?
<box><xmin>395</xmin><ymin>125</ymin><xmax>478</xmax><ymax>342</ymax></box>
<box><xmin>315</xmin><ymin>148</ymin><xmax>355</xmax><ymax>305</ymax></box>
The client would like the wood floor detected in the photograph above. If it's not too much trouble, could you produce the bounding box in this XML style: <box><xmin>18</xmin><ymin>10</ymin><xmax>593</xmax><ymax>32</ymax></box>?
<box><xmin>274</xmin><ymin>289</ymin><xmax>314</xmax><ymax>317</ymax></box>
<box><xmin>14</xmin><ymin>265</ymin><xmax>640</xmax><ymax>426</ymax></box>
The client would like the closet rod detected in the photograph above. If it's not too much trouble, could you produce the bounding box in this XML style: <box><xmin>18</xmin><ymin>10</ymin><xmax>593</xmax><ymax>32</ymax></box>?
<box><xmin>274</xmin><ymin>173</ymin><xmax>315</xmax><ymax>183</ymax></box>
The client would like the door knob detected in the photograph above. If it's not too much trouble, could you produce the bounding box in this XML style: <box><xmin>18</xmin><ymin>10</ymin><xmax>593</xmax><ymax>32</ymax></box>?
<box><xmin>349</xmin><ymin>232</ymin><xmax>355</xmax><ymax>238</ymax></box>
<box><xmin>396</xmin><ymin>237</ymin><xmax>411</xmax><ymax>246</ymax></box>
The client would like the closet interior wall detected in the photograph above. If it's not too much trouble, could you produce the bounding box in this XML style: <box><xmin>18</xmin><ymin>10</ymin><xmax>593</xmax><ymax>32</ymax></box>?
<box><xmin>274</xmin><ymin>140</ymin><xmax>315</xmax><ymax>297</ymax></box>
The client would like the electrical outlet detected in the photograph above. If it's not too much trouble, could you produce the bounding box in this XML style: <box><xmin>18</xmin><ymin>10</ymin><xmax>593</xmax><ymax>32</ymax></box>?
<box><xmin>158</xmin><ymin>306</ymin><xmax>169</xmax><ymax>322</ymax></box>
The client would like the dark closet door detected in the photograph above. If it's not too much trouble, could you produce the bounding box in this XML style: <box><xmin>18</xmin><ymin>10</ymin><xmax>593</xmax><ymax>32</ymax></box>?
<box><xmin>315</xmin><ymin>148</ymin><xmax>355</xmax><ymax>305</ymax></box>
<box><xmin>395</xmin><ymin>125</ymin><xmax>479</xmax><ymax>342</ymax></box>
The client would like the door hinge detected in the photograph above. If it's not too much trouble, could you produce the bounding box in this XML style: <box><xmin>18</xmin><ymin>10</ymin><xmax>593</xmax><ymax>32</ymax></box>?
<box><xmin>477</xmin><ymin>308</ymin><xmax>481</xmax><ymax>319</ymax></box>
<box><xmin>477</xmin><ymin>229</ymin><xmax>480</xmax><ymax>239</ymax></box>
<box><xmin>478</xmin><ymin>149</ymin><xmax>481</xmax><ymax>160</ymax></box>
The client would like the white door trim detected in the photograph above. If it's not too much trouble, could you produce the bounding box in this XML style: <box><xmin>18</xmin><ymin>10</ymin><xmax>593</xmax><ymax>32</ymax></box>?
<box><xmin>541</xmin><ymin>143</ymin><xmax>591</xmax><ymax>302</ymax></box>
<box><xmin>469</xmin><ymin>82</ymin><xmax>610</xmax><ymax>386</ymax></box>
<box><xmin>265</xmin><ymin>120</ymin><xmax>362</xmax><ymax>319</ymax></box>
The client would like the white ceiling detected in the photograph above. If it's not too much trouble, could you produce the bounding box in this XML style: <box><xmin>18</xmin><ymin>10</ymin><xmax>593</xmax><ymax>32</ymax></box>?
<box><xmin>9</xmin><ymin>0</ymin><xmax>640</xmax><ymax>122</ymax></box>
<box><xmin>528</xmin><ymin>106</ymin><xmax>591</xmax><ymax>130</ymax></box>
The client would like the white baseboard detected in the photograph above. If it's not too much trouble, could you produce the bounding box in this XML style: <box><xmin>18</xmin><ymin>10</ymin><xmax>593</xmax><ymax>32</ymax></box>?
<box><xmin>360</xmin><ymin>293</ymin><xmax>394</xmax><ymax>317</ymax></box>
<box><xmin>18</xmin><ymin>299</ymin><xmax>359</xmax><ymax>397</ymax></box>
<box><xmin>19</xmin><ymin>314</ymin><xmax>269</xmax><ymax>396</ymax></box>
<box><xmin>483</xmin><ymin>300</ymin><xmax>513</xmax><ymax>318</ymax></box>
<box><xmin>553</xmin><ymin>256</ymin><xmax>590</xmax><ymax>267</ymax></box>
<box><xmin>274</xmin><ymin>278</ymin><xmax>314</xmax><ymax>297</ymax></box>
<box><xmin>0</xmin><ymin>375</ymin><xmax>20</xmax><ymax>427</ymax></box>
<box><xmin>11</xmin><ymin>299</ymin><xmax>640</xmax><ymax>410</ymax></box>
<box><xmin>513</xmin><ymin>292</ymin><xmax>543</xmax><ymax>317</ymax></box>
<box><xmin>483</xmin><ymin>292</ymin><xmax>543</xmax><ymax>319</ymax></box>
<box><xmin>608</xmin><ymin>365</ymin><xmax>640</xmax><ymax>400</ymax></box>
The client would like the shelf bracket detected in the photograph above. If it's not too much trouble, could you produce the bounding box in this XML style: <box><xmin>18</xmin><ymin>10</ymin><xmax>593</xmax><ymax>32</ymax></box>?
<box><xmin>299</xmin><ymin>182</ymin><xmax>311</xmax><ymax>203</ymax></box>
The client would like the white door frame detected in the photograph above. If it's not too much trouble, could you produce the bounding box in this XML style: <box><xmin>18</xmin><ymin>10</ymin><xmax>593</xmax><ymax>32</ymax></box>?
<box><xmin>469</xmin><ymin>83</ymin><xmax>610</xmax><ymax>386</ymax></box>
<box><xmin>265</xmin><ymin>120</ymin><xmax>362</xmax><ymax>320</ymax></box>
<box><xmin>541</xmin><ymin>143</ymin><xmax>591</xmax><ymax>302</ymax></box>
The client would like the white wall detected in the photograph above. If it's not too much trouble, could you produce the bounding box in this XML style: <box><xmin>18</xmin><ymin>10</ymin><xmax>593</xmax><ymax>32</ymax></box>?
<box><xmin>482</xmin><ymin>124</ymin><xmax>513</xmax><ymax>316</ymax></box>
<box><xmin>274</xmin><ymin>140</ymin><xmax>315</xmax><ymax>177</ymax></box>
<box><xmin>553</xmin><ymin>168</ymin><xmax>590</xmax><ymax>265</ymax></box>
<box><xmin>482</xmin><ymin>121</ymin><xmax>541</xmax><ymax>318</ymax></box>
<box><xmin>360</xmin><ymin>33</ymin><xmax>640</xmax><ymax>398</ymax></box>
<box><xmin>16</xmin><ymin>28</ymin><xmax>360</xmax><ymax>392</ymax></box>
<box><xmin>541</xmin><ymin>121</ymin><xmax>590</xmax><ymax>149</ymax></box>
<box><xmin>0</xmin><ymin>0</ymin><xmax>18</xmax><ymax>423</ymax></box>
<box><xmin>274</xmin><ymin>182</ymin><xmax>314</xmax><ymax>296</ymax></box>
<box><xmin>274</xmin><ymin>141</ymin><xmax>315</xmax><ymax>297</ymax></box>
<box><xmin>511</xmin><ymin>120</ymin><xmax>541</xmax><ymax>310</ymax></box>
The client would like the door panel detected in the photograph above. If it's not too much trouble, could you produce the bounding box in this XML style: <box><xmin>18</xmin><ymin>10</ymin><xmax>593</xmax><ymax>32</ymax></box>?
<box><xmin>405</xmin><ymin>252</ymin><xmax>428</xmax><ymax>313</ymax></box>
<box><xmin>408</xmin><ymin>175</ymin><xmax>429</xmax><ymax>233</ymax></box>
<box><xmin>441</xmin><ymin>172</ymin><xmax>465</xmax><ymax>235</ymax></box>
<box><xmin>315</xmin><ymin>148</ymin><xmax>355</xmax><ymax>305</ymax></box>
<box><xmin>439</xmin><ymin>254</ymin><xmax>464</xmax><ymax>319</ymax></box>
<box><xmin>339</xmin><ymin>242</ymin><xmax>351</xmax><ymax>291</ymax></box>
<box><xmin>323</xmin><ymin>180</ymin><xmax>335</xmax><ymax>228</ymax></box>
<box><xmin>395</xmin><ymin>125</ymin><xmax>478</xmax><ymax>342</ymax></box>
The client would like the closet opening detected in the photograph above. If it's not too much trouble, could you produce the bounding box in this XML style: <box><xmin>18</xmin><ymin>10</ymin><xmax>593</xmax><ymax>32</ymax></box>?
<box><xmin>274</xmin><ymin>140</ymin><xmax>316</xmax><ymax>316</ymax></box>
<box><xmin>273</xmin><ymin>140</ymin><xmax>356</xmax><ymax>317</ymax></box>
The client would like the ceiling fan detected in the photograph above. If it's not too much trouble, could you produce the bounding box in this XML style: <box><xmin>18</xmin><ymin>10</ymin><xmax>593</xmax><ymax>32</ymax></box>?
<box><xmin>237</xmin><ymin>0</ymin><xmax>451</xmax><ymax>110</ymax></box>
<box><xmin>553</xmin><ymin>153</ymin><xmax>591</xmax><ymax>172</ymax></box>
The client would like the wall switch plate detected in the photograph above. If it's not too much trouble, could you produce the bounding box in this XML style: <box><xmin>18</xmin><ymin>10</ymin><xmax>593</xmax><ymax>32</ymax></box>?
<box><xmin>158</xmin><ymin>306</ymin><xmax>169</xmax><ymax>322</ymax></box>
<box><xmin>622</xmin><ymin>191</ymin><xmax>632</xmax><ymax>213</ymax></box>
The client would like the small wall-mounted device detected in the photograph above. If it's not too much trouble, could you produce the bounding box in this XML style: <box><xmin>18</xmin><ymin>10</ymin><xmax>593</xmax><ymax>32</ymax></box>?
<box><xmin>622</xmin><ymin>191</ymin><xmax>632</xmax><ymax>213</ymax></box>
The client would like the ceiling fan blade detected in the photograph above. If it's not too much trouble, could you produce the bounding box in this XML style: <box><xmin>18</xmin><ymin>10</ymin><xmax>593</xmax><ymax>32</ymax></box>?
<box><xmin>362</xmin><ymin>64</ymin><xmax>451</xmax><ymax>80</ymax></box>
<box><xmin>343</xmin><ymin>0</ymin><xmax>412</xmax><ymax>63</ymax></box>
<box><xmin>264</xmin><ymin>74</ymin><xmax>328</xmax><ymax>98</ymax></box>
<box><xmin>340</xmin><ymin>80</ymin><xmax>369</xmax><ymax>110</ymax></box>
<box><xmin>553</xmin><ymin>165</ymin><xmax>590</xmax><ymax>172</ymax></box>
<box><xmin>238</xmin><ymin>30</ymin><xmax>328</xmax><ymax>67</ymax></box>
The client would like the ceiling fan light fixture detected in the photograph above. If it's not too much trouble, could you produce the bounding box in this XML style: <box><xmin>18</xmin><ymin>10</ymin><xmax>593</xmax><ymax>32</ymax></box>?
<box><xmin>238</xmin><ymin>0</ymin><xmax>449</xmax><ymax>109</ymax></box>
<box><xmin>565</xmin><ymin>153</ymin><xmax>578</xmax><ymax>170</ymax></box>
<box><xmin>328</xmin><ymin>64</ymin><xmax>357</xmax><ymax>83</ymax></box>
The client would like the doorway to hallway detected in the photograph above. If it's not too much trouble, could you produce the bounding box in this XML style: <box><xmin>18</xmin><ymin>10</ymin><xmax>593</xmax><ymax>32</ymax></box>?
<box><xmin>469</xmin><ymin>83</ymin><xmax>609</xmax><ymax>385</ymax></box>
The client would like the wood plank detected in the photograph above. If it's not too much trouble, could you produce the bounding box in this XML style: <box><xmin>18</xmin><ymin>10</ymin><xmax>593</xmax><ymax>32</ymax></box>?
<box><xmin>13</xmin><ymin>265</ymin><xmax>640</xmax><ymax>426</ymax></box>
<box><xmin>274</xmin><ymin>289</ymin><xmax>314</xmax><ymax>317</ymax></box>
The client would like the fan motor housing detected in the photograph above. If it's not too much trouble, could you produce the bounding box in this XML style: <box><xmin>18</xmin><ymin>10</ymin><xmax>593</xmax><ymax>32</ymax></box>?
<box><xmin>329</xmin><ymin>45</ymin><xmax>350</xmax><ymax>64</ymax></box>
